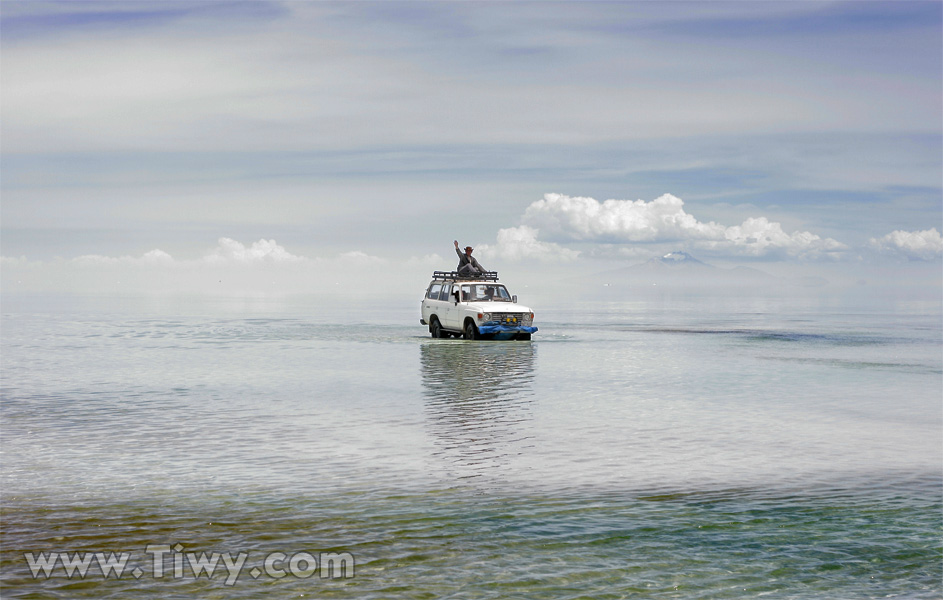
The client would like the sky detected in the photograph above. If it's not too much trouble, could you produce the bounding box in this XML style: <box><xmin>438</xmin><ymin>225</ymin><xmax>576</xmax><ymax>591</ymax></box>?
<box><xmin>1</xmin><ymin>1</ymin><xmax>941</xmax><ymax>296</ymax></box>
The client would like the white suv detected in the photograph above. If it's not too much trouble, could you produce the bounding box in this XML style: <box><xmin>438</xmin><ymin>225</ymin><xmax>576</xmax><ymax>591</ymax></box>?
<box><xmin>420</xmin><ymin>271</ymin><xmax>537</xmax><ymax>340</ymax></box>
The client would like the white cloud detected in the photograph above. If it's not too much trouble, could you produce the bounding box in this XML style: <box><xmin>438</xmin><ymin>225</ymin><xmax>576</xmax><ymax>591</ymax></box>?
<box><xmin>201</xmin><ymin>238</ymin><xmax>305</xmax><ymax>265</ymax></box>
<box><xmin>479</xmin><ymin>225</ymin><xmax>580</xmax><ymax>262</ymax></box>
<box><xmin>713</xmin><ymin>216</ymin><xmax>847</xmax><ymax>259</ymax></box>
<box><xmin>67</xmin><ymin>239</ymin><xmax>298</xmax><ymax>267</ymax></box>
<box><xmin>142</xmin><ymin>249</ymin><xmax>175</xmax><ymax>265</ymax></box>
<box><xmin>337</xmin><ymin>250</ymin><xmax>385</xmax><ymax>265</ymax></box>
<box><xmin>72</xmin><ymin>253</ymin><xmax>150</xmax><ymax>266</ymax></box>
<box><xmin>0</xmin><ymin>255</ymin><xmax>32</xmax><ymax>266</ymax></box>
<box><xmin>1</xmin><ymin>238</ymin><xmax>431</xmax><ymax>295</ymax></box>
<box><xmin>869</xmin><ymin>228</ymin><xmax>943</xmax><ymax>261</ymax></box>
<box><xmin>69</xmin><ymin>239</ymin><xmax>308</xmax><ymax>267</ymax></box>
<box><xmin>524</xmin><ymin>193</ymin><xmax>724</xmax><ymax>242</ymax></box>
<box><xmin>521</xmin><ymin>193</ymin><xmax>846</xmax><ymax>259</ymax></box>
<box><xmin>18</xmin><ymin>239</ymin><xmax>405</xmax><ymax>269</ymax></box>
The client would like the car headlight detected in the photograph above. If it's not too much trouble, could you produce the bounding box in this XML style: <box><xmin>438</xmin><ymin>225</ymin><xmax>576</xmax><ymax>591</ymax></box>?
<box><xmin>523</xmin><ymin>312</ymin><xmax>534</xmax><ymax>325</ymax></box>
<box><xmin>478</xmin><ymin>312</ymin><xmax>491</xmax><ymax>322</ymax></box>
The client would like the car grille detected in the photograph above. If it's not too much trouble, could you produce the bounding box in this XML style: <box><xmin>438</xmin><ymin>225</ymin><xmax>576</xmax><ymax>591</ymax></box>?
<box><xmin>491</xmin><ymin>312</ymin><xmax>526</xmax><ymax>324</ymax></box>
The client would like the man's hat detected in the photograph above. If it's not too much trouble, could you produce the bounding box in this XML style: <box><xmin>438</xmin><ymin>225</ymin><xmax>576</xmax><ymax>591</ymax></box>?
<box><xmin>465</xmin><ymin>246</ymin><xmax>473</xmax><ymax>251</ymax></box>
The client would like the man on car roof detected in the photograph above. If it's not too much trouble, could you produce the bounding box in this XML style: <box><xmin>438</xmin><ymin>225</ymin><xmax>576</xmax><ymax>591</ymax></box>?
<box><xmin>454</xmin><ymin>240</ymin><xmax>486</xmax><ymax>277</ymax></box>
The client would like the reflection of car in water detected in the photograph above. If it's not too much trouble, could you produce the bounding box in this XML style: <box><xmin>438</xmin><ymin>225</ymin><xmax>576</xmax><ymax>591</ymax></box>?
<box><xmin>420</xmin><ymin>340</ymin><xmax>536</xmax><ymax>404</ymax></box>
<box><xmin>420</xmin><ymin>342</ymin><xmax>536</xmax><ymax>475</ymax></box>
<box><xmin>419</xmin><ymin>271</ymin><xmax>537</xmax><ymax>340</ymax></box>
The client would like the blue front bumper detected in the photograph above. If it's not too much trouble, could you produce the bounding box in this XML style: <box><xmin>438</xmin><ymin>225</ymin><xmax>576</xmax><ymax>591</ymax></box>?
<box><xmin>477</xmin><ymin>324</ymin><xmax>538</xmax><ymax>336</ymax></box>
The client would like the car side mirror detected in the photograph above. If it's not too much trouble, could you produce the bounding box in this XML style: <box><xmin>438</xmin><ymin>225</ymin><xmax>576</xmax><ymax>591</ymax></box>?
<box><xmin>512</xmin><ymin>295</ymin><xmax>518</xmax><ymax>303</ymax></box>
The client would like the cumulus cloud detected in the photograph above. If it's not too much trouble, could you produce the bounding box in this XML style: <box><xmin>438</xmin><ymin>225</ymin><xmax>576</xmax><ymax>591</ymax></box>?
<box><xmin>478</xmin><ymin>226</ymin><xmax>580</xmax><ymax>262</ymax></box>
<box><xmin>142</xmin><ymin>249</ymin><xmax>175</xmax><ymax>265</ymax></box>
<box><xmin>202</xmin><ymin>238</ymin><xmax>305</xmax><ymax>265</ymax></box>
<box><xmin>524</xmin><ymin>193</ymin><xmax>724</xmax><ymax>242</ymax></box>
<box><xmin>521</xmin><ymin>193</ymin><xmax>846</xmax><ymax>259</ymax></box>
<box><xmin>0</xmin><ymin>255</ymin><xmax>32</xmax><ymax>266</ymax></box>
<box><xmin>1</xmin><ymin>238</ymin><xmax>425</xmax><ymax>295</ymax></box>
<box><xmin>68</xmin><ymin>238</ymin><xmax>307</xmax><ymax>267</ymax></box>
<box><xmin>54</xmin><ymin>238</ymin><xmax>410</xmax><ymax>270</ymax></box>
<box><xmin>72</xmin><ymin>252</ymin><xmax>155</xmax><ymax>266</ymax></box>
<box><xmin>337</xmin><ymin>250</ymin><xmax>385</xmax><ymax>265</ymax></box>
<box><xmin>869</xmin><ymin>228</ymin><xmax>943</xmax><ymax>261</ymax></box>
<box><xmin>710</xmin><ymin>216</ymin><xmax>847</xmax><ymax>259</ymax></box>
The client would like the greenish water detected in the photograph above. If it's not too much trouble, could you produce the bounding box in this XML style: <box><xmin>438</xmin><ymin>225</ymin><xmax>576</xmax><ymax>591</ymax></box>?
<box><xmin>3</xmin><ymin>483</ymin><xmax>940</xmax><ymax>599</ymax></box>
<box><xmin>1</xmin><ymin>293</ymin><xmax>940</xmax><ymax>598</ymax></box>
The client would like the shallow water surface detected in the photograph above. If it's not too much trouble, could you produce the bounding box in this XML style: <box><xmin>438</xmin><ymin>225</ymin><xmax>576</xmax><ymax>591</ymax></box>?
<box><xmin>2</xmin><ymin>293</ymin><xmax>940</xmax><ymax>598</ymax></box>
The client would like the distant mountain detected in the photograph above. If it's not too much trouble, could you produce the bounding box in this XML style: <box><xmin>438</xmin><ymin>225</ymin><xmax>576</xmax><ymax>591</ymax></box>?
<box><xmin>599</xmin><ymin>251</ymin><xmax>778</xmax><ymax>287</ymax></box>
<box><xmin>633</xmin><ymin>251</ymin><xmax>712</xmax><ymax>271</ymax></box>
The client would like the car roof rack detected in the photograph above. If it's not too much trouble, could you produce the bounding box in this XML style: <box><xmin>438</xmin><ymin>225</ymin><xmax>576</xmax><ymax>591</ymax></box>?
<box><xmin>432</xmin><ymin>270</ymin><xmax>499</xmax><ymax>282</ymax></box>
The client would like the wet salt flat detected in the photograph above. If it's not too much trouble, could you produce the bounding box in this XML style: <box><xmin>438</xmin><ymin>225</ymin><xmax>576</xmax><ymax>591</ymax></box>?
<box><xmin>1</xmin><ymin>292</ymin><xmax>940</xmax><ymax>598</ymax></box>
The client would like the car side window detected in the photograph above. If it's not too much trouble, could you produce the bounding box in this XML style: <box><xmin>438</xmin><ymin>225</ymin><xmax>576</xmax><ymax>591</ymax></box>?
<box><xmin>427</xmin><ymin>283</ymin><xmax>442</xmax><ymax>300</ymax></box>
<box><xmin>438</xmin><ymin>284</ymin><xmax>452</xmax><ymax>301</ymax></box>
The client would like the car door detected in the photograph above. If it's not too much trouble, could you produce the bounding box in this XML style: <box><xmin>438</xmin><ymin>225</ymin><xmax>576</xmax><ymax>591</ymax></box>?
<box><xmin>439</xmin><ymin>283</ymin><xmax>459</xmax><ymax>330</ymax></box>
<box><xmin>423</xmin><ymin>282</ymin><xmax>442</xmax><ymax>324</ymax></box>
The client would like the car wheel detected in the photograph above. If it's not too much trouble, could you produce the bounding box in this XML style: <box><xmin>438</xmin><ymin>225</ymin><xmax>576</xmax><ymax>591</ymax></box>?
<box><xmin>516</xmin><ymin>333</ymin><xmax>531</xmax><ymax>341</ymax></box>
<box><xmin>463</xmin><ymin>320</ymin><xmax>480</xmax><ymax>340</ymax></box>
<box><xmin>430</xmin><ymin>318</ymin><xmax>445</xmax><ymax>338</ymax></box>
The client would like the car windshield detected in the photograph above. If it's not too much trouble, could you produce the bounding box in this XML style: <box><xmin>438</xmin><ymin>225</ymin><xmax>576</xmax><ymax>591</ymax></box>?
<box><xmin>460</xmin><ymin>284</ymin><xmax>512</xmax><ymax>302</ymax></box>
